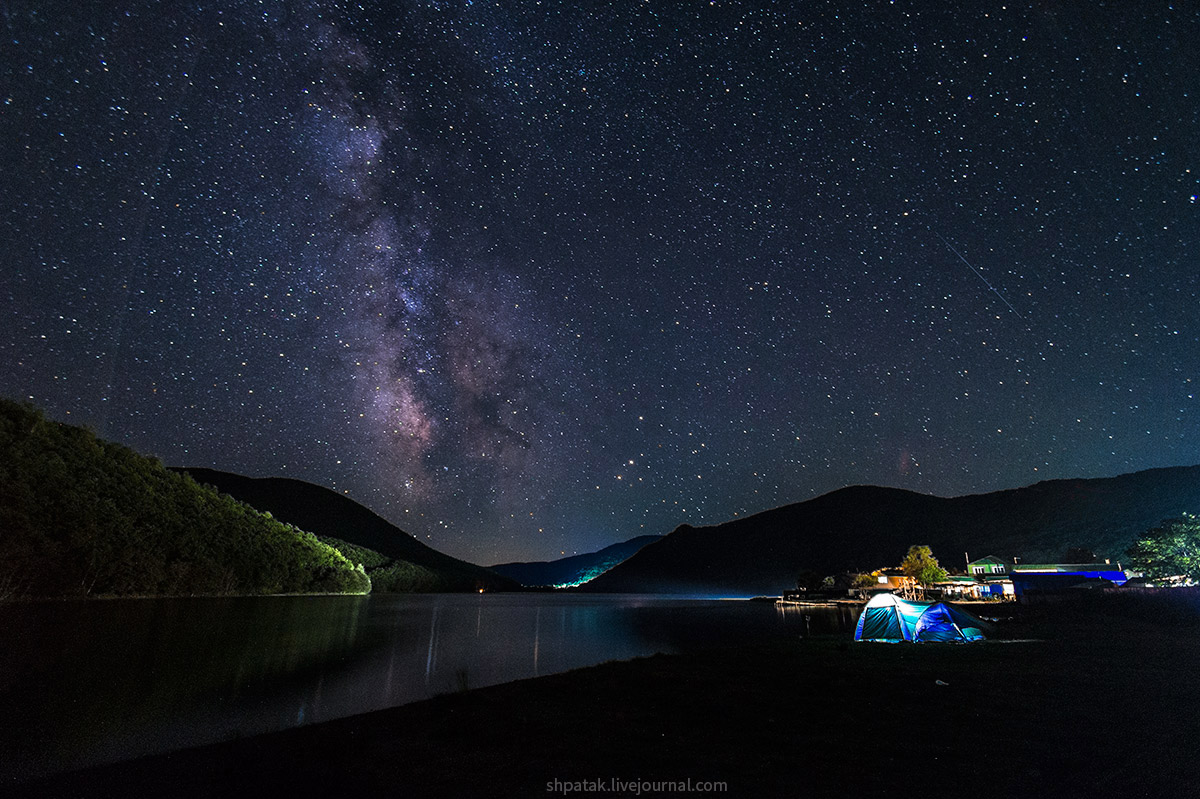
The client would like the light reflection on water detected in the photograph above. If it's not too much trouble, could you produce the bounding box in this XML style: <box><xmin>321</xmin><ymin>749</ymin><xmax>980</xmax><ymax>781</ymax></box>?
<box><xmin>774</xmin><ymin>600</ymin><xmax>863</xmax><ymax>635</ymax></box>
<box><xmin>0</xmin><ymin>594</ymin><xmax>859</xmax><ymax>780</ymax></box>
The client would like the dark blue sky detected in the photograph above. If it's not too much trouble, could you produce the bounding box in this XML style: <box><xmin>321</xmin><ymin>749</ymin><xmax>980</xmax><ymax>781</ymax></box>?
<box><xmin>3</xmin><ymin>1</ymin><xmax>1197</xmax><ymax>564</ymax></box>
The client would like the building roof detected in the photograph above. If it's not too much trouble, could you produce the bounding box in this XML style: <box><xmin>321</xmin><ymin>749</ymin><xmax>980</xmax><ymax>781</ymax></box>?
<box><xmin>1011</xmin><ymin>563</ymin><xmax>1124</xmax><ymax>574</ymax></box>
<box><xmin>967</xmin><ymin>555</ymin><xmax>1009</xmax><ymax>567</ymax></box>
<box><xmin>941</xmin><ymin>574</ymin><xmax>1012</xmax><ymax>584</ymax></box>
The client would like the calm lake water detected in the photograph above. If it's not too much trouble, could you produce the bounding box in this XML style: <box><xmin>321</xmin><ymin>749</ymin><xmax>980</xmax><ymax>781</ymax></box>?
<box><xmin>0</xmin><ymin>593</ymin><xmax>859</xmax><ymax>781</ymax></box>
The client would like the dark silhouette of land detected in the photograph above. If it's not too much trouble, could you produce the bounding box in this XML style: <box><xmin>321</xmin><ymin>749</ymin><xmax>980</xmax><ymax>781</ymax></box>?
<box><xmin>587</xmin><ymin>467</ymin><xmax>1200</xmax><ymax>595</ymax></box>
<box><xmin>489</xmin><ymin>535</ymin><xmax>662</xmax><ymax>587</ymax></box>
<box><xmin>175</xmin><ymin>468</ymin><xmax>518</xmax><ymax>592</ymax></box>
<box><xmin>0</xmin><ymin>399</ymin><xmax>369</xmax><ymax>599</ymax></box>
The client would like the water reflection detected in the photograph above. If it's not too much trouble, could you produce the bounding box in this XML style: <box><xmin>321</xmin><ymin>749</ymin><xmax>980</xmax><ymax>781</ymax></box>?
<box><xmin>0</xmin><ymin>594</ymin><xmax>859</xmax><ymax>780</ymax></box>
<box><xmin>425</xmin><ymin>604</ymin><xmax>439</xmax><ymax>686</ymax></box>
<box><xmin>775</xmin><ymin>600</ymin><xmax>861</xmax><ymax>635</ymax></box>
<box><xmin>533</xmin><ymin>606</ymin><xmax>541</xmax><ymax>677</ymax></box>
<box><xmin>0</xmin><ymin>596</ymin><xmax>369</xmax><ymax>780</ymax></box>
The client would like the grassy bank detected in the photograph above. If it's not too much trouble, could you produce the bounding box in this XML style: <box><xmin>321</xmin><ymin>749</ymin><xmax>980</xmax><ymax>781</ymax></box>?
<box><xmin>15</xmin><ymin>600</ymin><xmax>1200</xmax><ymax>798</ymax></box>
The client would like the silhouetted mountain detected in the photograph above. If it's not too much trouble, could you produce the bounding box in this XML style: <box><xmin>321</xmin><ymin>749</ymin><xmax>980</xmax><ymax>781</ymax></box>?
<box><xmin>0</xmin><ymin>400</ymin><xmax>370</xmax><ymax>598</ymax></box>
<box><xmin>585</xmin><ymin>466</ymin><xmax>1200</xmax><ymax>596</ymax></box>
<box><xmin>490</xmin><ymin>535</ymin><xmax>663</xmax><ymax>587</ymax></box>
<box><xmin>174</xmin><ymin>468</ymin><xmax>517</xmax><ymax>592</ymax></box>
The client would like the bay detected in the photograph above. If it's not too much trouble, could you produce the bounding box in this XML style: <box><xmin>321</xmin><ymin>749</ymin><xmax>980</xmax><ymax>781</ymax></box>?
<box><xmin>0</xmin><ymin>593</ymin><xmax>859</xmax><ymax>781</ymax></box>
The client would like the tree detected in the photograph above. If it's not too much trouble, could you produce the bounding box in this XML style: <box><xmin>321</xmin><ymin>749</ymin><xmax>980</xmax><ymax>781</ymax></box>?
<box><xmin>1063</xmin><ymin>546</ymin><xmax>1097</xmax><ymax>564</ymax></box>
<box><xmin>900</xmin><ymin>545</ymin><xmax>948</xmax><ymax>586</ymax></box>
<box><xmin>1127</xmin><ymin>514</ymin><xmax>1200</xmax><ymax>583</ymax></box>
<box><xmin>795</xmin><ymin>569</ymin><xmax>825</xmax><ymax>592</ymax></box>
<box><xmin>851</xmin><ymin>572</ymin><xmax>878</xmax><ymax>590</ymax></box>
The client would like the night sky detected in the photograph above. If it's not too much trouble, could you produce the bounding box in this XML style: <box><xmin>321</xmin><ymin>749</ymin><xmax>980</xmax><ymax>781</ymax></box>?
<box><xmin>3</xmin><ymin>2</ymin><xmax>1198</xmax><ymax>564</ymax></box>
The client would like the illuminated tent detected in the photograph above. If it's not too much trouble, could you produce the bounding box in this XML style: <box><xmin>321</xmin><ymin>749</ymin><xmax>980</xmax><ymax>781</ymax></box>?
<box><xmin>853</xmin><ymin>593</ymin><xmax>931</xmax><ymax>642</ymax></box>
<box><xmin>912</xmin><ymin>602</ymin><xmax>990</xmax><ymax>643</ymax></box>
<box><xmin>854</xmin><ymin>594</ymin><xmax>992</xmax><ymax>643</ymax></box>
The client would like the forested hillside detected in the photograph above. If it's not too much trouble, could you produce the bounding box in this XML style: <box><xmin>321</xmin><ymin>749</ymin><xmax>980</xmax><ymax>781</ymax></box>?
<box><xmin>176</xmin><ymin>468</ymin><xmax>518</xmax><ymax>593</ymax></box>
<box><xmin>0</xmin><ymin>399</ymin><xmax>370</xmax><ymax>599</ymax></box>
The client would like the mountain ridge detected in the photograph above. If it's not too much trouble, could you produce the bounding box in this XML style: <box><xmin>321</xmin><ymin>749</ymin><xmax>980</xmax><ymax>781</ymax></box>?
<box><xmin>0</xmin><ymin>399</ymin><xmax>370</xmax><ymax>598</ymax></box>
<box><xmin>173</xmin><ymin>468</ymin><xmax>517</xmax><ymax>592</ymax></box>
<box><xmin>489</xmin><ymin>535</ymin><xmax>663</xmax><ymax>587</ymax></box>
<box><xmin>585</xmin><ymin>465</ymin><xmax>1200</xmax><ymax>595</ymax></box>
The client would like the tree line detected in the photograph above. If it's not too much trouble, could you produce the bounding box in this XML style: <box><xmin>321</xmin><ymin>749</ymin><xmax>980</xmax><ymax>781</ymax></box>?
<box><xmin>0</xmin><ymin>399</ymin><xmax>370</xmax><ymax>599</ymax></box>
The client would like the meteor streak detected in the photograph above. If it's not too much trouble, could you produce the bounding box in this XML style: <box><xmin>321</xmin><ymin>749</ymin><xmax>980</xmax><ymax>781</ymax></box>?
<box><xmin>936</xmin><ymin>232</ymin><xmax>1024</xmax><ymax>320</ymax></box>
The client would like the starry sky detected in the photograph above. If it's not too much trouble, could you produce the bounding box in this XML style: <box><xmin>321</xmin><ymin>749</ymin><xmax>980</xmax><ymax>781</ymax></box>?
<box><xmin>3</xmin><ymin>1</ymin><xmax>1198</xmax><ymax>564</ymax></box>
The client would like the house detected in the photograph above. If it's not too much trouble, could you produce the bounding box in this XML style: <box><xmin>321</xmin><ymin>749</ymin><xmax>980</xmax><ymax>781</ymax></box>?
<box><xmin>939</xmin><ymin>574</ymin><xmax>1014</xmax><ymax>600</ymax></box>
<box><xmin>855</xmin><ymin>568</ymin><xmax>920</xmax><ymax>599</ymax></box>
<box><xmin>844</xmin><ymin>568</ymin><xmax>921</xmax><ymax>599</ymax></box>
<box><xmin>966</xmin><ymin>555</ymin><xmax>1010</xmax><ymax>576</ymax></box>
<box><xmin>937</xmin><ymin>555</ymin><xmax>1015</xmax><ymax>599</ymax></box>
<box><xmin>1009</xmin><ymin>561</ymin><xmax>1128</xmax><ymax>601</ymax></box>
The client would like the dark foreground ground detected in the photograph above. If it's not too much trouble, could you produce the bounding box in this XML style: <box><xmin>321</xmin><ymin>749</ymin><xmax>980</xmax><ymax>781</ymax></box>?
<box><xmin>13</xmin><ymin>599</ymin><xmax>1200</xmax><ymax>798</ymax></box>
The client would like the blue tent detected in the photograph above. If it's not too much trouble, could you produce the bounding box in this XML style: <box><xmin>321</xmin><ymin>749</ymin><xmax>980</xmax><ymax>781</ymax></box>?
<box><xmin>913</xmin><ymin>602</ymin><xmax>989</xmax><ymax>643</ymax></box>
<box><xmin>853</xmin><ymin>593</ymin><xmax>931</xmax><ymax>642</ymax></box>
<box><xmin>855</xmin><ymin>594</ymin><xmax>991</xmax><ymax>643</ymax></box>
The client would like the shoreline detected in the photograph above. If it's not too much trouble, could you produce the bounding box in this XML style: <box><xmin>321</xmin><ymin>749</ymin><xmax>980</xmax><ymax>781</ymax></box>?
<box><xmin>15</xmin><ymin>604</ymin><xmax>1200</xmax><ymax>798</ymax></box>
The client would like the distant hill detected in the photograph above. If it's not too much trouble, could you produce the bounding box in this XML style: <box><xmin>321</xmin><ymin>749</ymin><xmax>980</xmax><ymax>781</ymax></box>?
<box><xmin>489</xmin><ymin>535</ymin><xmax>663</xmax><ymax>587</ymax></box>
<box><xmin>174</xmin><ymin>468</ymin><xmax>518</xmax><ymax>592</ymax></box>
<box><xmin>585</xmin><ymin>466</ymin><xmax>1200</xmax><ymax>596</ymax></box>
<box><xmin>0</xmin><ymin>399</ymin><xmax>370</xmax><ymax>599</ymax></box>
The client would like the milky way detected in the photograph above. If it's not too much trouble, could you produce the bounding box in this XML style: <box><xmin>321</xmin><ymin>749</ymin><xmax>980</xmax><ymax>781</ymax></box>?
<box><xmin>3</xmin><ymin>2</ymin><xmax>1198</xmax><ymax>563</ymax></box>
